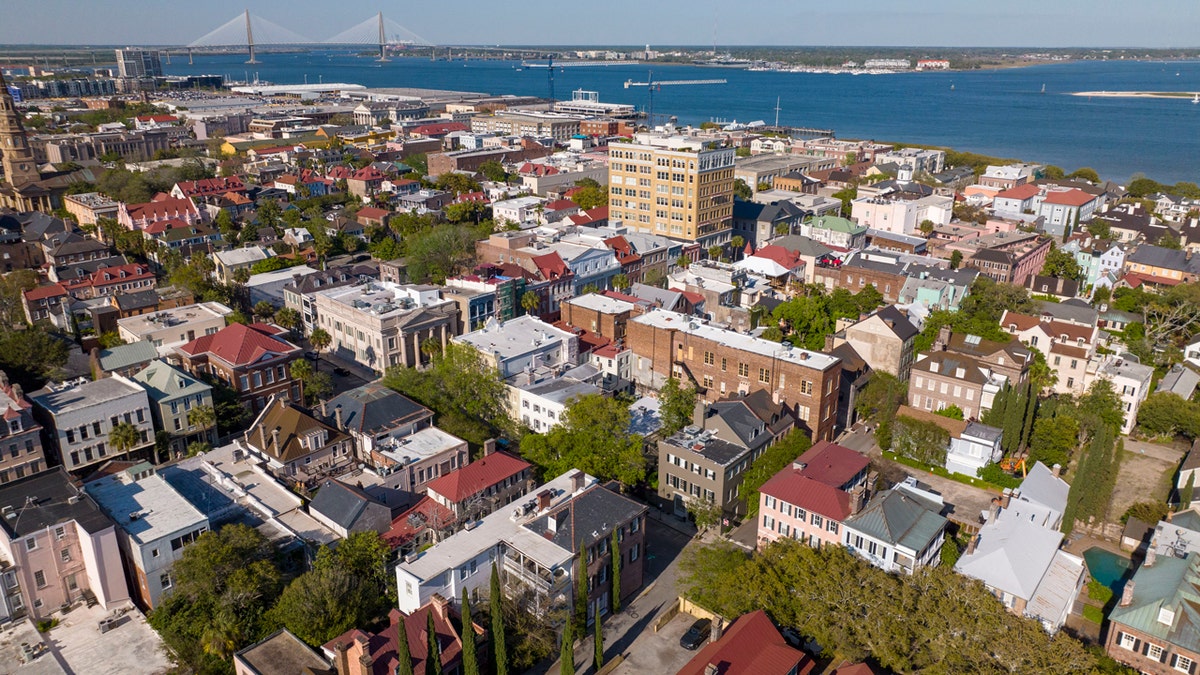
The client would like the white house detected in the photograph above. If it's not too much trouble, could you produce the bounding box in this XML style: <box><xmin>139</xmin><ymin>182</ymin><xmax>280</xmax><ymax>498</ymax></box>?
<box><xmin>841</xmin><ymin>478</ymin><xmax>947</xmax><ymax>575</ymax></box>
<box><xmin>492</xmin><ymin>196</ymin><xmax>546</xmax><ymax>226</ymax></box>
<box><xmin>946</xmin><ymin>422</ymin><xmax>1004</xmax><ymax>478</ymax></box>
<box><xmin>1094</xmin><ymin>355</ymin><xmax>1154</xmax><ymax>436</ymax></box>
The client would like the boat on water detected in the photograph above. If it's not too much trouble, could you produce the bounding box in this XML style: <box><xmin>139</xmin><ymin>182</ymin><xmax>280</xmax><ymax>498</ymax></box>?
<box><xmin>1041</xmin><ymin>83</ymin><xmax>1046</xmax><ymax>94</ymax></box>
<box><xmin>1193</xmin><ymin>94</ymin><xmax>1199</xmax><ymax>104</ymax></box>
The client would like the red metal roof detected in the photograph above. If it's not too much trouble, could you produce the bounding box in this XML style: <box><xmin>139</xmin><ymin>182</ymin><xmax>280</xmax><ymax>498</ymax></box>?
<box><xmin>544</xmin><ymin>199</ymin><xmax>577</xmax><ymax>212</ymax></box>
<box><xmin>752</xmin><ymin>245</ymin><xmax>805</xmax><ymax>270</ymax></box>
<box><xmin>177</xmin><ymin>322</ymin><xmax>298</xmax><ymax>366</ymax></box>
<box><xmin>23</xmin><ymin>283</ymin><xmax>67</xmax><ymax>301</ymax></box>
<box><xmin>759</xmin><ymin>471</ymin><xmax>853</xmax><ymax>522</ymax></box>
<box><xmin>532</xmin><ymin>251</ymin><xmax>570</xmax><ymax>280</ymax></box>
<box><xmin>1042</xmin><ymin>189</ymin><xmax>1095</xmax><ymax>207</ymax></box>
<box><xmin>995</xmin><ymin>183</ymin><xmax>1040</xmax><ymax>200</ymax></box>
<box><xmin>125</xmin><ymin>195</ymin><xmax>198</xmax><ymax>222</ymax></box>
<box><xmin>424</xmin><ymin>451</ymin><xmax>530</xmax><ymax>503</ymax></box>
<box><xmin>175</xmin><ymin>176</ymin><xmax>245</xmax><ymax>197</ymax></box>
<box><xmin>677</xmin><ymin>610</ymin><xmax>813</xmax><ymax>675</ymax></box>
<box><xmin>323</xmin><ymin>604</ymin><xmax>469</xmax><ymax>675</ymax></box>
<box><xmin>794</xmin><ymin>440</ymin><xmax>870</xmax><ymax>488</ymax></box>
<box><xmin>356</xmin><ymin>206</ymin><xmax>392</xmax><ymax>220</ymax></box>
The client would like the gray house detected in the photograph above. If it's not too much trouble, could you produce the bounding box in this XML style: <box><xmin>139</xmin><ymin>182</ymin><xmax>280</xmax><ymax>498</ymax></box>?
<box><xmin>308</xmin><ymin>478</ymin><xmax>392</xmax><ymax>539</ymax></box>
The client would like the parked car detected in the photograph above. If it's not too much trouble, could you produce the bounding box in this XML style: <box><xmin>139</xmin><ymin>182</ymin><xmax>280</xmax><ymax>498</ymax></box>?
<box><xmin>679</xmin><ymin>618</ymin><xmax>711</xmax><ymax>650</ymax></box>
<box><xmin>333</xmin><ymin>366</ymin><xmax>350</xmax><ymax>377</ymax></box>
<box><xmin>305</xmin><ymin>351</ymin><xmax>319</xmax><ymax>361</ymax></box>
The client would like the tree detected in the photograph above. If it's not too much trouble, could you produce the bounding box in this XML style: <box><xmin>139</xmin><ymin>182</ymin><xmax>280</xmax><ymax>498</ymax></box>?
<box><xmin>593</xmin><ymin>608</ymin><xmax>603</xmax><ymax>670</ymax></box>
<box><xmin>1137</xmin><ymin>392</ymin><xmax>1200</xmax><ymax>438</ymax></box>
<box><xmin>187</xmin><ymin>404</ymin><xmax>216</xmax><ymax>435</ymax></box>
<box><xmin>918</xmin><ymin>219</ymin><xmax>935</xmax><ymax>236</ymax></box>
<box><xmin>435</xmin><ymin>172</ymin><xmax>481</xmax><ymax>196</ymax></box>
<box><xmin>708</xmin><ymin>245</ymin><xmax>724</xmax><ymax>261</ymax></box>
<box><xmin>733</xmin><ymin>179</ymin><xmax>753</xmax><ymax>200</ymax></box>
<box><xmin>521</xmin><ymin>290</ymin><xmax>540</xmax><ymax>316</ymax></box>
<box><xmin>949</xmin><ymin>250</ymin><xmax>963</xmax><ymax>269</ymax></box>
<box><xmin>1068</xmin><ymin>167</ymin><xmax>1101</xmax><ymax>183</ymax></box>
<box><xmin>109</xmin><ymin>421</ymin><xmax>142</xmax><ymax>457</ymax></box>
<box><xmin>573</xmin><ymin>543</ymin><xmax>588</xmax><ymax>636</ymax></box>
<box><xmin>406</xmin><ymin>225</ymin><xmax>478</xmax><ymax>283</ymax></box>
<box><xmin>460</xmin><ymin>588</ymin><xmax>479</xmax><ymax>675</ymax></box>
<box><xmin>610</xmin><ymin>273</ymin><xmax>630</xmax><ymax>291</ymax></box>
<box><xmin>570</xmin><ymin>186</ymin><xmax>608</xmax><ymax>211</ymax></box>
<box><xmin>934</xmin><ymin>405</ymin><xmax>964</xmax><ymax>420</ymax></box>
<box><xmin>96</xmin><ymin>331</ymin><xmax>126</xmax><ymax>348</ymax></box>
<box><xmin>730</xmin><ymin>235</ymin><xmax>745</xmax><ymax>260</ymax></box>
<box><xmin>268</xmin><ymin>564</ymin><xmax>375</xmax><ymax>646</ymax></box>
<box><xmin>1040</xmin><ymin>244</ymin><xmax>1083</xmax><ymax>281</ymax></box>
<box><xmin>187</xmin><ymin>441</ymin><xmax>212</xmax><ymax>457</ymax></box>
<box><xmin>425</xmin><ymin>611</ymin><xmax>443</xmax><ymax>675</ymax></box>
<box><xmin>396</xmin><ymin>606</ymin><xmax>415</xmax><ymax>675</ymax></box>
<box><xmin>742</xmin><ymin>430</ymin><xmax>814</xmax><ymax>517</ymax></box>
<box><xmin>1028</xmin><ymin>415</ymin><xmax>1079</xmax><ymax>469</ymax></box>
<box><xmin>679</xmin><ymin>539</ymin><xmax>1101</xmax><ymax>674</ymax></box>
<box><xmin>891</xmin><ymin>416</ymin><xmax>951</xmax><ymax>465</ymax></box>
<box><xmin>478</xmin><ymin>160</ymin><xmax>508</xmax><ymax>183</ymax></box>
<box><xmin>610</xmin><ymin>530</ymin><xmax>621</xmax><ymax>614</ymax></box>
<box><xmin>519</xmin><ymin>394</ymin><xmax>646</xmax><ymax>486</ymax></box>
<box><xmin>490</xmin><ymin>563</ymin><xmax>508</xmax><ymax>675</ymax></box>
<box><xmin>309</xmin><ymin>327</ymin><xmax>331</xmax><ymax>371</ymax></box>
<box><xmin>559</xmin><ymin>618</ymin><xmax>574</xmax><ymax>675</ymax></box>
<box><xmin>252</xmin><ymin>300</ymin><xmax>275</xmax><ymax>321</ymax></box>
<box><xmin>273</xmin><ymin>307</ymin><xmax>301</xmax><ymax>335</ymax></box>
<box><xmin>659</xmin><ymin>377</ymin><xmax>698</xmax><ymax>437</ymax></box>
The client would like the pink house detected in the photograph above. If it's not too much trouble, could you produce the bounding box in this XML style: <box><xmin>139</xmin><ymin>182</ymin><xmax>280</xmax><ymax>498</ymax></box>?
<box><xmin>756</xmin><ymin>441</ymin><xmax>870</xmax><ymax>551</ymax></box>
<box><xmin>0</xmin><ymin>468</ymin><xmax>129</xmax><ymax>620</ymax></box>
<box><xmin>117</xmin><ymin>193</ymin><xmax>203</xmax><ymax>231</ymax></box>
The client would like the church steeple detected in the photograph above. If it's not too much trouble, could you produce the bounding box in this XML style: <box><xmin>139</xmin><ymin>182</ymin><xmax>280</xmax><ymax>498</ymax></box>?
<box><xmin>0</xmin><ymin>69</ymin><xmax>42</xmax><ymax>188</ymax></box>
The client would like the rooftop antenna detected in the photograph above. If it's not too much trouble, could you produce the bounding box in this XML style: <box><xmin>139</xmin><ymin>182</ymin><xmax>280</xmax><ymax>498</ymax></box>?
<box><xmin>376</xmin><ymin>12</ymin><xmax>390</xmax><ymax>62</ymax></box>
<box><xmin>244</xmin><ymin>9</ymin><xmax>260</xmax><ymax>64</ymax></box>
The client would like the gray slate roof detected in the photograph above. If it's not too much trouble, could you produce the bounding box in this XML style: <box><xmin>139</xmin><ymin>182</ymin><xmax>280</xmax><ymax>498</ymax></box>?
<box><xmin>524</xmin><ymin>483</ymin><xmax>646</xmax><ymax>552</ymax></box>
<box><xmin>309</xmin><ymin>479</ymin><xmax>374</xmax><ymax>530</ymax></box>
<box><xmin>324</xmin><ymin>383</ymin><xmax>431</xmax><ymax>437</ymax></box>
<box><xmin>1157</xmin><ymin>365</ymin><xmax>1200</xmax><ymax>399</ymax></box>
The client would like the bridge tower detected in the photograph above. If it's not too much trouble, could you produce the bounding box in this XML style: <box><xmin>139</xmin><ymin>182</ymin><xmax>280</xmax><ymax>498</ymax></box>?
<box><xmin>377</xmin><ymin>12</ymin><xmax>389</xmax><ymax>62</ymax></box>
<box><xmin>244</xmin><ymin>9</ymin><xmax>260</xmax><ymax>64</ymax></box>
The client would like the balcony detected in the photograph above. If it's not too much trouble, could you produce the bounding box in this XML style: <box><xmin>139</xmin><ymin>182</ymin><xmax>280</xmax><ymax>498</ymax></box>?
<box><xmin>502</xmin><ymin>555</ymin><xmax>568</xmax><ymax>598</ymax></box>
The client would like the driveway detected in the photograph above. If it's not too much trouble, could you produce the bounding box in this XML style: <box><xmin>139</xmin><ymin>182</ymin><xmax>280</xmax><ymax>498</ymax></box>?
<box><xmin>537</xmin><ymin>511</ymin><xmax>697</xmax><ymax>675</ymax></box>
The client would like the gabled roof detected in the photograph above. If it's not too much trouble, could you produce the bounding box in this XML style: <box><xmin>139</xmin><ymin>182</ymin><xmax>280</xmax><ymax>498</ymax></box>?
<box><xmin>1108</xmin><ymin>553</ymin><xmax>1200</xmax><ymax>653</ymax></box>
<box><xmin>954</xmin><ymin>509</ymin><xmax>1063</xmax><ymax>600</ymax></box>
<box><xmin>310</xmin><ymin>479</ymin><xmax>377</xmax><ymax>530</ymax></box>
<box><xmin>246</xmin><ymin>398</ymin><xmax>349</xmax><ymax>464</ymax></box>
<box><xmin>531</xmin><ymin>251</ymin><xmax>571</xmax><ymax>280</ymax></box>
<box><xmin>995</xmin><ymin>184</ymin><xmax>1041</xmax><ymax>201</ymax></box>
<box><xmin>676</xmin><ymin>610</ymin><xmax>812</xmax><ymax>675</ymax></box>
<box><xmin>843</xmin><ymin>486</ymin><xmax>946</xmax><ymax>551</ymax></box>
<box><xmin>1041</xmin><ymin>189</ymin><xmax>1096</xmax><ymax>207</ymax></box>
<box><xmin>524</xmin><ymin>482</ymin><xmax>646</xmax><ymax>552</ymax></box>
<box><xmin>870</xmin><ymin>305</ymin><xmax>919</xmax><ymax>341</ymax></box>
<box><xmin>324</xmin><ymin>383</ymin><xmax>430</xmax><ymax>437</ymax></box>
<box><xmin>794</xmin><ymin>441</ymin><xmax>870</xmax><ymax>488</ymax></box>
<box><xmin>1127</xmin><ymin>244</ymin><xmax>1193</xmax><ymax>272</ymax></box>
<box><xmin>130</xmin><ymin>359</ymin><xmax>210</xmax><ymax>401</ymax></box>
<box><xmin>125</xmin><ymin>195</ymin><xmax>197</xmax><ymax>221</ymax></box>
<box><xmin>98</xmin><ymin>341</ymin><xmax>161</xmax><ymax>373</ymax></box>
<box><xmin>759</xmin><ymin>472</ymin><xmax>852</xmax><ymax>522</ymax></box>
<box><xmin>177</xmin><ymin>322</ymin><xmax>299</xmax><ymax>367</ymax></box>
<box><xmin>323</xmin><ymin>603</ymin><xmax>471</xmax><ymax>675</ymax></box>
<box><xmin>424</xmin><ymin>451</ymin><xmax>531</xmax><ymax>503</ymax></box>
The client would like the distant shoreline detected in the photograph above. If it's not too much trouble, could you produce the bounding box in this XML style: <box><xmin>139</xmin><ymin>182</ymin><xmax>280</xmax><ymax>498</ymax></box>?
<box><xmin>1072</xmin><ymin>90</ymin><xmax>1200</xmax><ymax>99</ymax></box>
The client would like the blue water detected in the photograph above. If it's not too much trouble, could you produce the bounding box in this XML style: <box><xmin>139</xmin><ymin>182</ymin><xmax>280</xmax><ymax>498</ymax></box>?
<box><xmin>1083</xmin><ymin>546</ymin><xmax>1132</xmax><ymax>595</ymax></box>
<box><xmin>168</xmin><ymin>52</ymin><xmax>1200</xmax><ymax>183</ymax></box>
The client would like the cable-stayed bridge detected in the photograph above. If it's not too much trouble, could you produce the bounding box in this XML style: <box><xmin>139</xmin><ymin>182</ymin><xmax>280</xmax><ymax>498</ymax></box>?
<box><xmin>186</xmin><ymin>10</ymin><xmax>433</xmax><ymax>63</ymax></box>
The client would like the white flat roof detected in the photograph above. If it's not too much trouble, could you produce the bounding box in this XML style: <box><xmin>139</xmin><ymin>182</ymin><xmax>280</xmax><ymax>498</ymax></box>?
<box><xmin>455</xmin><ymin>315</ymin><xmax>573</xmax><ymax>362</ymax></box>
<box><xmin>632</xmin><ymin>309</ymin><xmax>841</xmax><ymax>371</ymax></box>
<box><xmin>117</xmin><ymin>302</ymin><xmax>232</xmax><ymax>337</ymax></box>
<box><xmin>376</xmin><ymin>426</ymin><xmax>464</xmax><ymax>463</ymax></box>
<box><xmin>85</xmin><ymin>473</ymin><xmax>207</xmax><ymax>546</ymax></box>
<box><xmin>399</xmin><ymin>471</ymin><xmax>597</xmax><ymax>581</ymax></box>
<box><xmin>565</xmin><ymin>293</ymin><xmax>635</xmax><ymax>315</ymax></box>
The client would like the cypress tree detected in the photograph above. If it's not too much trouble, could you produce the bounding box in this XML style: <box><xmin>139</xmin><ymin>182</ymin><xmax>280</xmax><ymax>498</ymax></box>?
<box><xmin>396</xmin><ymin>608</ymin><xmax>415</xmax><ymax>675</ymax></box>
<box><xmin>461</xmin><ymin>588</ymin><xmax>479</xmax><ymax>675</ymax></box>
<box><xmin>560</xmin><ymin>617</ymin><xmax>574</xmax><ymax>675</ymax></box>
<box><xmin>574</xmin><ymin>541</ymin><xmax>588</xmax><ymax>636</ymax></box>
<box><xmin>1019</xmin><ymin>383</ymin><xmax>1038</xmax><ymax>450</ymax></box>
<box><xmin>610</xmin><ymin>530</ymin><xmax>621</xmax><ymax>613</ymax></box>
<box><xmin>426</xmin><ymin>610</ymin><xmax>443</xmax><ymax>675</ymax></box>
<box><xmin>593</xmin><ymin>607</ymin><xmax>603</xmax><ymax>670</ymax></box>
<box><xmin>490</xmin><ymin>562</ymin><xmax>507</xmax><ymax>675</ymax></box>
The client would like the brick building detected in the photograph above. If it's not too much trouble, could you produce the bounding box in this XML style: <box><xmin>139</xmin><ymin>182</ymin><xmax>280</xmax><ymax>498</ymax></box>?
<box><xmin>628</xmin><ymin>309</ymin><xmax>841</xmax><ymax>441</ymax></box>
<box><xmin>175</xmin><ymin>322</ymin><xmax>303</xmax><ymax>413</ymax></box>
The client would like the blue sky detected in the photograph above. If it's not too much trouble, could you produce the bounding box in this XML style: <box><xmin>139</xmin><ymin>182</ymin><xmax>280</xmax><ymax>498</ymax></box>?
<box><xmin>1</xmin><ymin>0</ymin><xmax>1197</xmax><ymax>47</ymax></box>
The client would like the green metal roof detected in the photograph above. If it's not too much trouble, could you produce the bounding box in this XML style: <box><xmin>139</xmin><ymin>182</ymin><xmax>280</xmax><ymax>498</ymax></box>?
<box><xmin>1110</xmin><ymin>553</ymin><xmax>1200</xmax><ymax>653</ymax></box>
<box><xmin>844</xmin><ymin>487</ymin><xmax>946</xmax><ymax>553</ymax></box>
<box><xmin>810</xmin><ymin>215</ymin><xmax>866</xmax><ymax>235</ymax></box>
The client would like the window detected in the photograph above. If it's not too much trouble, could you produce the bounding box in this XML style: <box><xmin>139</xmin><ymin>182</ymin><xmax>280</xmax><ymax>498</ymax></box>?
<box><xmin>160</xmin><ymin>572</ymin><xmax>172</xmax><ymax>590</ymax></box>
<box><xmin>152</xmin><ymin>548</ymin><xmax>159</xmax><ymax>558</ymax></box>
<box><xmin>1147</xmin><ymin>644</ymin><xmax>1164</xmax><ymax>662</ymax></box>
<box><xmin>703</xmin><ymin>351</ymin><xmax>714</xmax><ymax>365</ymax></box>
<box><xmin>630</xmin><ymin>517</ymin><xmax>640</xmax><ymax>533</ymax></box>
<box><xmin>738</xmin><ymin>363</ymin><xmax>750</xmax><ymax>377</ymax></box>
<box><xmin>1176</xmin><ymin>655</ymin><xmax>1194</xmax><ymax>673</ymax></box>
<box><xmin>811</xmin><ymin>515</ymin><xmax>823</xmax><ymax>528</ymax></box>
<box><xmin>800</xmin><ymin>380</ymin><xmax>813</xmax><ymax>395</ymax></box>
<box><xmin>65</xmin><ymin>429</ymin><xmax>75</xmax><ymax>443</ymax></box>
<box><xmin>758</xmin><ymin>368</ymin><xmax>771</xmax><ymax>384</ymax></box>
<box><xmin>25</xmin><ymin>536</ymin><xmax>36</xmax><ymax>552</ymax></box>
<box><xmin>629</xmin><ymin>543</ymin><xmax>640</xmax><ymax>562</ymax></box>
<box><xmin>60</xmin><ymin>547</ymin><xmax>71</xmax><ymax>562</ymax></box>
<box><xmin>54</xmin><ymin>526</ymin><xmax>65</xmax><ymax>540</ymax></box>
<box><xmin>33</xmin><ymin>570</ymin><xmax>46</xmax><ymax>588</ymax></box>
<box><xmin>721</xmin><ymin>358</ymin><xmax>727</xmax><ymax>372</ymax></box>
<box><xmin>1118</xmin><ymin>632</ymin><xmax>1137</xmax><ymax>651</ymax></box>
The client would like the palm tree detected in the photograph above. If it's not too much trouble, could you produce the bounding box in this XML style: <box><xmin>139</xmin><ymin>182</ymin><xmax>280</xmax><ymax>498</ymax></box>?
<box><xmin>520</xmin><ymin>291</ymin><xmax>540</xmax><ymax>317</ymax></box>
<box><xmin>730</xmin><ymin>235</ymin><xmax>745</xmax><ymax>261</ymax></box>
<box><xmin>611</xmin><ymin>274</ymin><xmax>630</xmax><ymax>292</ymax></box>
<box><xmin>309</xmin><ymin>327</ymin><xmax>331</xmax><ymax>372</ymax></box>
<box><xmin>109</xmin><ymin>422</ymin><xmax>142</xmax><ymax>459</ymax></box>
<box><xmin>187</xmin><ymin>405</ymin><xmax>217</xmax><ymax>445</ymax></box>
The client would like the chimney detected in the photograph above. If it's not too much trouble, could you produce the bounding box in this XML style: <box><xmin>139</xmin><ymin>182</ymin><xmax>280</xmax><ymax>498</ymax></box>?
<box><xmin>333</xmin><ymin>641</ymin><xmax>351</xmax><ymax>675</ymax></box>
<box><xmin>10</xmin><ymin>383</ymin><xmax>21</xmax><ymax>401</ymax></box>
<box><xmin>705</xmin><ymin>665</ymin><xmax>719</xmax><ymax>675</ymax></box>
<box><xmin>1146</xmin><ymin>543</ymin><xmax>1157</xmax><ymax>568</ymax></box>
<box><xmin>935</xmin><ymin>324</ymin><xmax>951</xmax><ymax>350</ymax></box>
<box><xmin>483</xmin><ymin>438</ymin><xmax>497</xmax><ymax>456</ymax></box>
<box><xmin>966</xmin><ymin>533</ymin><xmax>979</xmax><ymax>555</ymax></box>
<box><xmin>271</xmin><ymin>427</ymin><xmax>281</xmax><ymax>451</ymax></box>
<box><xmin>537</xmin><ymin>489</ymin><xmax>553</xmax><ymax>511</ymax></box>
<box><xmin>1119</xmin><ymin>580</ymin><xmax>1135</xmax><ymax>607</ymax></box>
<box><xmin>320</xmin><ymin>399</ymin><xmax>328</xmax><ymax>417</ymax></box>
<box><xmin>334</xmin><ymin>405</ymin><xmax>344</xmax><ymax>430</ymax></box>
<box><xmin>1000</xmin><ymin>488</ymin><xmax>1012</xmax><ymax>509</ymax></box>
<box><xmin>710</xmin><ymin>617</ymin><xmax>723</xmax><ymax>643</ymax></box>
<box><xmin>259</xmin><ymin>424</ymin><xmax>268</xmax><ymax>450</ymax></box>
<box><xmin>570</xmin><ymin>470</ymin><xmax>585</xmax><ymax>493</ymax></box>
<box><xmin>1051</xmin><ymin>463</ymin><xmax>1062</xmax><ymax>478</ymax></box>
<box><xmin>988</xmin><ymin>497</ymin><xmax>1002</xmax><ymax>523</ymax></box>
<box><xmin>824</xmin><ymin>333</ymin><xmax>834</xmax><ymax>351</ymax></box>
<box><xmin>692</xmin><ymin>399</ymin><xmax>707</xmax><ymax>428</ymax></box>
<box><xmin>355</xmin><ymin>634</ymin><xmax>372</xmax><ymax>675</ymax></box>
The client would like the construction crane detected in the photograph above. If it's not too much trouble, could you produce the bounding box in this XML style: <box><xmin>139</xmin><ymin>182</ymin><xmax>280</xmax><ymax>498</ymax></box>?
<box><xmin>623</xmin><ymin>71</ymin><xmax>728</xmax><ymax>126</ymax></box>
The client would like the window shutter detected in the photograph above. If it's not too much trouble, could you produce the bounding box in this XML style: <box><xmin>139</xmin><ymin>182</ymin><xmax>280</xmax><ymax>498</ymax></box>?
<box><xmin>1142</xmin><ymin>642</ymin><xmax>1150</xmax><ymax>656</ymax></box>
<box><xmin>1133</xmin><ymin>639</ymin><xmax>1141</xmax><ymax>653</ymax></box>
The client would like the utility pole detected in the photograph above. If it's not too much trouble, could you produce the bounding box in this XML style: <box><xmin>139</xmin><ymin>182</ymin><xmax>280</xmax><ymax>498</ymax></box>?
<box><xmin>244</xmin><ymin>9</ymin><xmax>259</xmax><ymax>64</ymax></box>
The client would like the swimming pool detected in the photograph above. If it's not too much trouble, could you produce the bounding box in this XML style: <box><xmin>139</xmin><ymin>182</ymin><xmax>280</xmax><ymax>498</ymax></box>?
<box><xmin>1084</xmin><ymin>547</ymin><xmax>1134</xmax><ymax>594</ymax></box>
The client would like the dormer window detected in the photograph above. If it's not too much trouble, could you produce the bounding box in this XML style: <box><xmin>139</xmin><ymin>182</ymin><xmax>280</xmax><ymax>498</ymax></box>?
<box><xmin>8</xmin><ymin>419</ymin><xmax>20</xmax><ymax>433</ymax></box>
